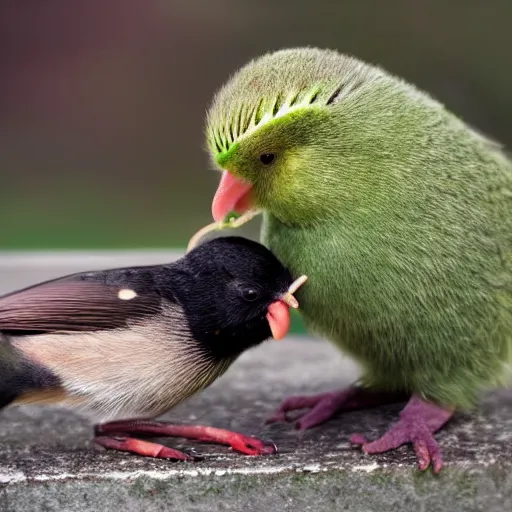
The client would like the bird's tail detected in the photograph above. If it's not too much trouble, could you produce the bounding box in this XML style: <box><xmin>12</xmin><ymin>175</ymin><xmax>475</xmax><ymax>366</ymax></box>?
<box><xmin>0</xmin><ymin>334</ymin><xmax>60</xmax><ymax>409</ymax></box>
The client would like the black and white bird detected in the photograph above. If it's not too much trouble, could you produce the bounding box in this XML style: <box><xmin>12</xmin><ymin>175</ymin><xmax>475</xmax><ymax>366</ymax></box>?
<box><xmin>0</xmin><ymin>236</ymin><xmax>307</xmax><ymax>460</ymax></box>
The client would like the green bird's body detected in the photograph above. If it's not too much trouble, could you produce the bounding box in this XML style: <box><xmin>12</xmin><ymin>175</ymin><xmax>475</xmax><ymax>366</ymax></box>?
<box><xmin>205</xmin><ymin>47</ymin><xmax>512</xmax><ymax>472</ymax></box>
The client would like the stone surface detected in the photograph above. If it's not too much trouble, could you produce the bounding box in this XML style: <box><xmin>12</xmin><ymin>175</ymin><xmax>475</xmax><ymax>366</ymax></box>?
<box><xmin>0</xmin><ymin>252</ymin><xmax>511</xmax><ymax>512</ymax></box>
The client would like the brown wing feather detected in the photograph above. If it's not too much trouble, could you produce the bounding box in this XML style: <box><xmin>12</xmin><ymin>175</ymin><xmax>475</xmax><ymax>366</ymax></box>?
<box><xmin>0</xmin><ymin>279</ymin><xmax>162</xmax><ymax>333</ymax></box>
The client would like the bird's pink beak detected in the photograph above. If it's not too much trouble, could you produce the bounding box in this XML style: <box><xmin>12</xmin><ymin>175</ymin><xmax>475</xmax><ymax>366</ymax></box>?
<box><xmin>266</xmin><ymin>275</ymin><xmax>308</xmax><ymax>340</ymax></box>
<box><xmin>266</xmin><ymin>301</ymin><xmax>291</xmax><ymax>340</ymax></box>
<box><xmin>212</xmin><ymin>171</ymin><xmax>254</xmax><ymax>222</ymax></box>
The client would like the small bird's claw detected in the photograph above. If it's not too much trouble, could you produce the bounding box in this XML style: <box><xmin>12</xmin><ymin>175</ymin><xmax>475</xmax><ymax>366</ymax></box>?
<box><xmin>228</xmin><ymin>433</ymin><xmax>278</xmax><ymax>456</ymax></box>
<box><xmin>186</xmin><ymin>448</ymin><xmax>205</xmax><ymax>462</ymax></box>
<box><xmin>265</xmin><ymin>440</ymin><xmax>279</xmax><ymax>455</ymax></box>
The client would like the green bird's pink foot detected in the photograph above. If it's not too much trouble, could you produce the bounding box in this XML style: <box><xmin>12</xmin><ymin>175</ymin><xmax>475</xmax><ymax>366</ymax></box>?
<box><xmin>266</xmin><ymin>385</ymin><xmax>408</xmax><ymax>430</ymax></box>
<box><xmin>266</xmin><ymin>388</ymin><xmax>452</xmax><ymax>472</ymax></box>
<box><xmin>350</xmin><ymin>395</ymin><xmax>454</xmax><ymax>473</ymax></box>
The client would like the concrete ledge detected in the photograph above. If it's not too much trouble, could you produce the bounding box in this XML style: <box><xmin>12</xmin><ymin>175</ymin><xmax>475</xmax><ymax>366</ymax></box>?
<box><xmin>0</xmin><ymin>253</ymin><xmax>511</xmax><ymax>511</ymax></box>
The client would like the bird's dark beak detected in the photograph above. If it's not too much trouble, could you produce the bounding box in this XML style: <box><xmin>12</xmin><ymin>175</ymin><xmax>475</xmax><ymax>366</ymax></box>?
<box><xmin>266</xmin><ymin>275</ymin><xmax>308</xmax><ymax>340</ymax></box>
<box><xmin>212</xmin><ymin>171</ymin><xmax>254</xmax><ymax>222</ymax></box>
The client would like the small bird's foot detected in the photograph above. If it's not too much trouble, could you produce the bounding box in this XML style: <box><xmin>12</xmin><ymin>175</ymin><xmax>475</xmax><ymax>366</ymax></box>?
<box><xmin>266</xmin><ymin>386</ymin><xmax>408</xmax><ymax>430</ymax></box>
<box><xmin>94</xmin><ymin>435</ymin><xmax>197</xmax><ymax>460</ymax></box>
<box><xmin>350</xmin><ymin>394</ymin><xmax>454</xmax><ymax>473</ymax></box>
<box><xmin>95</xmin><ymin>420</ymin><xmax>277</xmax><ymax>457</ymax></box>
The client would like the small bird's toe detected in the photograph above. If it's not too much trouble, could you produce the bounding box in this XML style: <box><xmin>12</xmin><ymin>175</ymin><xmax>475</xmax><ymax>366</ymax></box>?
<box><xmin>94</xmin><ymin>435</ymin><xmax>195</xmax><ymax>461</ymax></box>
<box><xmin>226</xmin><ymin>432</ymin><xmax>278</xmax><ymax>456</ymax></box>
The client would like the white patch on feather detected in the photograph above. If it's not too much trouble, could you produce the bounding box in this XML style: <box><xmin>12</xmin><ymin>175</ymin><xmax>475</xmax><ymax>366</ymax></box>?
<box><xmin>117</xmin><ymin>289</ymin><xmax>137</xmax><ymax>301</ymax></box>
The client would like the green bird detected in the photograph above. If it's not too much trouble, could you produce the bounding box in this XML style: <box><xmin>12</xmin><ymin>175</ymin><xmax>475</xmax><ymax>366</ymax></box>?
<box><xmin>204</xmin><ymin>47</ymin><xmax>512</xmax><ymax>472</ymax></box>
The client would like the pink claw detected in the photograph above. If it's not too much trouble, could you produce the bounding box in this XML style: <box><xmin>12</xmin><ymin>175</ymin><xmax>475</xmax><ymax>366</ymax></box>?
<box><xmin>266</xmin><ymin>387</ymin><xmax>407</xmax><ymax>430</ymax></box>
<box><xmin>350</xmin><ymin>395</ymin><xmax>453</xmax><ymax>473</ymax></box>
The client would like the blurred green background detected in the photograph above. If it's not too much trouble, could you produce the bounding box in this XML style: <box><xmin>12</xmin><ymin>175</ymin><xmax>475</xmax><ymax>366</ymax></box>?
<box><xmin>1</xmin><ymin>0</ymin><xmax>511</xmax><ymax>251</ymax></box>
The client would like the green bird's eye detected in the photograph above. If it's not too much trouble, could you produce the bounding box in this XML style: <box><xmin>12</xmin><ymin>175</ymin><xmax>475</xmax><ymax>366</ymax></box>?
<box><xmin>260</xmin><ymin>153</ymin><xmax>275</xmax><ymax>165</ymax></box>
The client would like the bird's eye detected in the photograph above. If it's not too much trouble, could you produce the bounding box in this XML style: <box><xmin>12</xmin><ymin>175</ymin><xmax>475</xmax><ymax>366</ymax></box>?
<box><xmin>259</xmin><ymin>153</ymin><xmax>275</xmax><ymax>165</ymax></box>
<box><xmin>242</xmin><ymin>288</ymin><xmax>259</xmax><ymax>302</ymax></box>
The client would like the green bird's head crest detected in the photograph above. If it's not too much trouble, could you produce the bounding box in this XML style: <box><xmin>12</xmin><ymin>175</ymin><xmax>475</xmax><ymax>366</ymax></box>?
<box><xmin>206</xmin><ymin>47</ymin><xmax>444</xmax><ymax>225</ymax></box>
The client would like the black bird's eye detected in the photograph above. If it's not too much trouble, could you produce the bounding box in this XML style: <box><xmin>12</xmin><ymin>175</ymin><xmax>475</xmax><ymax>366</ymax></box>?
<box><xmin>259</xmin><ymin>153</ymin><xmax>275</xmax><ymax>165</ymax></box>
<box><xmin>242</xmin><ymin>288</ymin><xmax>259</xmax><ymax>302</ymax></box>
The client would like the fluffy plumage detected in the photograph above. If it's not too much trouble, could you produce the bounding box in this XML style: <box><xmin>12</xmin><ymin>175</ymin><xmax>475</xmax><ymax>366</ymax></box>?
<box><xmin>206</xmin><ymin>47</ymin><xmax>512</xmax><ymax>471</ymax></box>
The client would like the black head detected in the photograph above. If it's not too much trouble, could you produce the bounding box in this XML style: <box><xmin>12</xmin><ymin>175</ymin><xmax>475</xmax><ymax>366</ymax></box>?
<box><xmin>171</xmin><ymin>236</ymin><xmax>294</xmax><ymax>361</ymax></box>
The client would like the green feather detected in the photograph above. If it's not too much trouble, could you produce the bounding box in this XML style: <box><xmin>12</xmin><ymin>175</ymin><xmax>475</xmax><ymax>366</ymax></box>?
<box><xmin>206</xmin><ymin>47</ymin><xmax>512</xmax><ymax>410</ymax></box>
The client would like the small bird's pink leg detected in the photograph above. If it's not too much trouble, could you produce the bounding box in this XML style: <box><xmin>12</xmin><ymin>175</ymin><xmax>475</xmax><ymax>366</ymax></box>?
<box><xmin>266</xmin><ymin>386</ymin><xmax>408</xmax><ymax>430</ymax></box>
<box><xmin>95</xmin><ymin>421</ymin><xmax>277</xmax><ymax>457</ymax></box>
<box><xmin>94</xmin><ymin>435</ymin><xmax>195</xmax><ymax>460</ymax></box>
<box><xmin>350</xmin><ymin>394</ymin><xmax>454</xmax><ymax>473</ymax></box>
